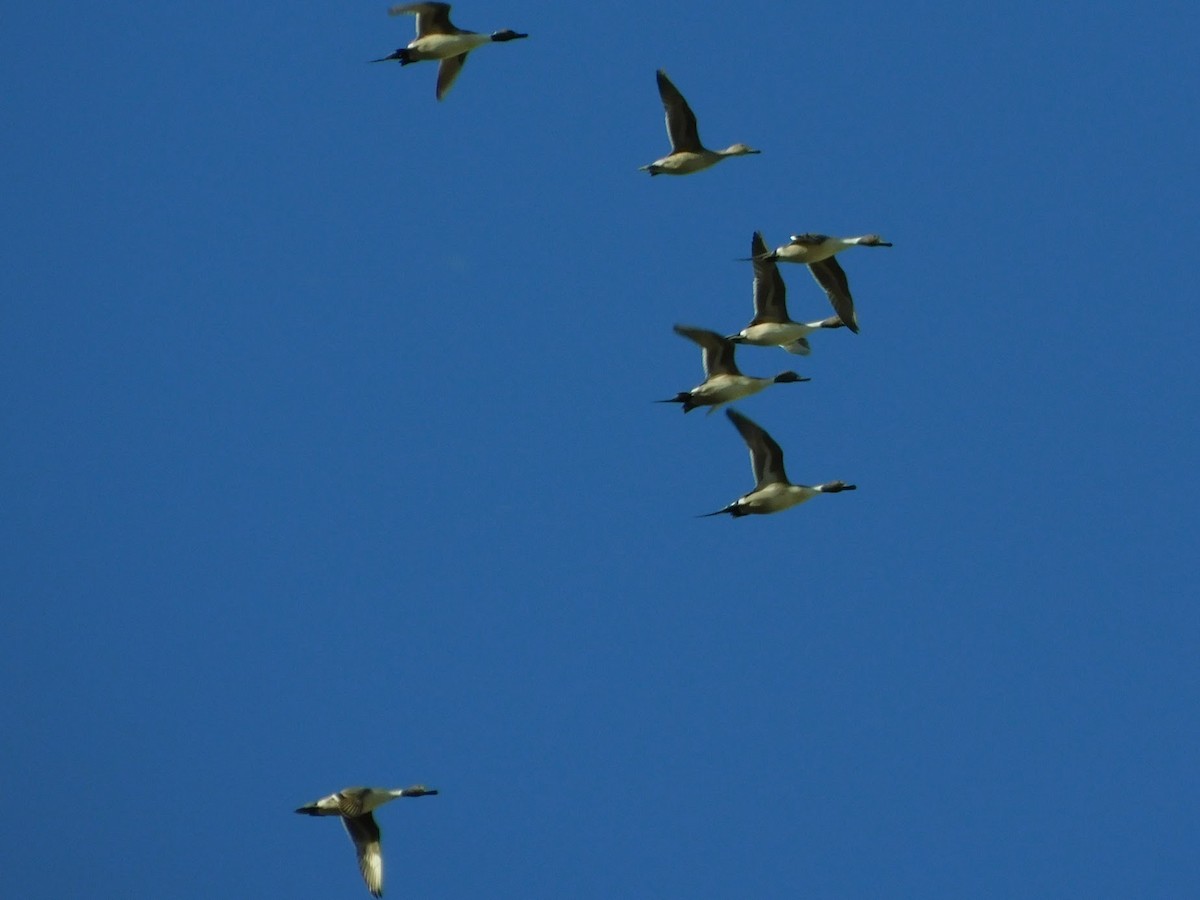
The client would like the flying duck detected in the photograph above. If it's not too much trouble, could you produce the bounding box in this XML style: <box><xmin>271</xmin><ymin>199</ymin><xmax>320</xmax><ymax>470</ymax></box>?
<box><xmin>752</xmin><ymin>233</ymin><xmax>892</xmax><ymax>333</ymax></box>
<box><xmin>660</xmin><ymin>324</ymin><xmax>808</xmax><ymax>414</ymax></box>
<box><xmin>729</xmin><ymin>231</ymin><xmax>848</xmax><ymax>353</ymax></box>
<box><xmin>640</xmin><ymin>70</ymin><xmax>760</xmax><ymax>175</ymax></box>
<box><xmin>373</xmin><ymin>3</ymin><xmax>527</xmax><ymax>100</ymax></box>
<box><xmin>296</xmin><ymin>785</ymin><xmax>438</xmax><ymax>897</ymax></box>
<box><xmin>701</xmin><ymin>409</ymin><xmax>856</xmax><ymax>517</ymax></box>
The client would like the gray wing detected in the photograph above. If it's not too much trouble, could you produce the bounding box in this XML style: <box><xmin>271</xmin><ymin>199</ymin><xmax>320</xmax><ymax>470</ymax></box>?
<box><xmin>807</xmin><ymin>258</ymin><xmax>859</xmax><ymax>333</ymax></box>
<box><xmin>674</xmin><ymin>324</ymin><xmax>740</xmax><ymax>378</ymax></box>
<box><xmin>343</xmin><ymin>813</ymin><xmax>385</xmax><ymax>898</ymax></box>
<box><xmin>749</xmin><ymin>231</ymin><xmax>789</xmax><ymax>324</ymax></box>
<box><xmin>335</xmin><ymin>788</ymin><xmax>369</xmax><ymax>818</ymax></box>
<box><xmin>655</xmin><ymin>70</ymin><xmax>703</xmax><ymax>153</ymax></box>
<box><xmin>436</xmin><ymin>52</ymin><xmax>468</xmax><ymax>100</ymax></box>
<box><xmin>389</xmin><ymin>2</ymin><xmax>454</xmax><ymax>37</ymax></box>
<box><xmin>727</xmin><ymin>409</ymin><xmax>789</xmax><ymax>488</ymax></box>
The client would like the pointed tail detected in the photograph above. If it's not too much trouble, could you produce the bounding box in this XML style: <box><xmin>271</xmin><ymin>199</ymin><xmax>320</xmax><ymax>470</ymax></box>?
<box><xmin>371</xmin><ymin>48</ymin><xmax>409</xmax><ymax>63</ymax></box>
<box><xmin>655</xmin><ymin>394</ymin><xmax>695</xmax><ymax>412</ymax></box>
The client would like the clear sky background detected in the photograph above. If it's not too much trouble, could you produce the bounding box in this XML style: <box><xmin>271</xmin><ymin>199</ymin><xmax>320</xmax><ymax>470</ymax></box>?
<box><xmin>4</xmin><ymin>2</ymin><xmax>1199</xmax><ymax>897</ymax></box>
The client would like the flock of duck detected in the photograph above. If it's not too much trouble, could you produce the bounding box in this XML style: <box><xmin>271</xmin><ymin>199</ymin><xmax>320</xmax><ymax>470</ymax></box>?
<box><xmin>299</xmin><ymin>3</ymin><xmax>892</xmax><ymax>895</ymax></box>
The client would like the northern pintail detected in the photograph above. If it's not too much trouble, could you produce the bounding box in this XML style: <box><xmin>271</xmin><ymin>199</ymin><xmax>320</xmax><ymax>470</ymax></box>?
<box><xmin>640</xmin><ymin>70</ymin><xmax>760</xmax><ymax>176</ymax></box>
<box><xmin>660</xmin><ymin>324</ymin><xmax>808</xmax><ymax>414</ymax></box>
<box><xmin>753</xmin><ymin>233</ymin><xmax>892</xmax><ymax>333</ymax></box>
<box><xmin>729</xmin><ymin>231</ymin><xmax>848</xmax><ymax>354</ymax></box>
<box><xmin>296</xmin><ymin>785</ymin><xmax>438</xmax><ymax>897</ymax></box>
<box><xmin>373</xmin><ymin>3</ymin><xmax>527</xmax><ymax>100</ymax></box>
<box><xmin>701</xmin><ymin>409</ymin><xmax>856</xmax><ymax>517</ymax></box>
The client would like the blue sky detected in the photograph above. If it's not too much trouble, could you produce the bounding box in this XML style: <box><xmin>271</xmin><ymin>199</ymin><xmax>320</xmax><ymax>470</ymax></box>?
<box><xmin>4</xmin><ymin>1</ymin><xmax>1199</xmax><ymax>897</ymax></box>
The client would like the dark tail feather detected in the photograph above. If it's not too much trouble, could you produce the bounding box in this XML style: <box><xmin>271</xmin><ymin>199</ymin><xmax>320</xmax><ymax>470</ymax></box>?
<box><xmin>656</xmin><ymin>394</ymin><xmax>696</xmax><ymax>413</ymax></box>
<box><xmin>697</xmin><ymin>507</ymin><xmax>734</xmax><ymax>518</ymax></box>
<box><xmin>371</xmin><ymin>48</ymin><xmax>410</xmax><ymax>63</ymax></box>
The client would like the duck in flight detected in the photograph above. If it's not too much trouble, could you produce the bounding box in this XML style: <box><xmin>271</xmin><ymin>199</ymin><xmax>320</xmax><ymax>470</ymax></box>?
<box><xmin>659</xmin><ymin>324</ymin><xmax>808</xmax><ymax>414</ymax></box>
<box><xmin>729</xmin><ymin>231</ymin><xmax>848</xmax><ymax>353</ymax></box>
<box><xmin>640</xmin><ymin>70</ymin><xmax>760</xmax><ymax>175</ymax></box>
<box><xmin>750</xmin><ymin>233</ymin><xmax>892</xmax><ymax>333</ymax></box>
<box><xmin>373</xmin><ymin>3</ymin><xmax>527</xmax><ymax>100</ymax></box>
<box><xmin>701</xmin><ymin>409</ymin><xmax>856</xmax><ymax>518</ymax></box>
<box><xmin>296</xmin><ymin>784</ymin><xmax>438</xmax><ymax>897</ymax></box>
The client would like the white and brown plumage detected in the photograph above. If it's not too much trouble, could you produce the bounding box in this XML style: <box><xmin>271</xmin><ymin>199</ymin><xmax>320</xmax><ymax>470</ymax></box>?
<box><xmin>296</xmin><ymin>785</ymin><xmax>438</xmax><ymax>897</ymax></box>
<box><xmin>640</xmin><ymin>70</ymin><xmax>760</xmax><ymax>175</ymax></box>
<box><xmin>730</xmin><ymin>231</ymin><xmax>849</xmax><ymax>353</ymax></box>
<box><xmin>754</xmin><ymin>233</ymin><xmax>893</xmax><ymax>333</ymax></box>
<box><xmin>373</xmin><ymin>3</ymin><xmax>527</xmax><ymax>100</ymax></box>
<box><xmin>701</xmin><ymin>409</ymin><xmax>856</xmax><ymax>518</ymax></box>
<box><xmin>660</xmin><ymin>324</ymin><xmax>808</xmax><ymax>414</ymax></box>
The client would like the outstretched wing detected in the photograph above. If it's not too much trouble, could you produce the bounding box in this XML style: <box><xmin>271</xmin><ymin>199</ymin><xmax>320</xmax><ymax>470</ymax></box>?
<box><xmin>674</xmin><ymin>324</ymin><xmax>740</xmax><ymax>378</ymax></box>
<box><xmin>727</xmin><ymin>409</ymin><xmax>789</xmax><ymax>488</ymax></box>
<box><xmin>436</xmin><ymin>52</ymin><xmax>468</xmax><ymax>100</ymax></box>
<box><xmin>807</xmin><ymin>258</ymin><xmax>859</xmax><ymax>333</ymax></box>
<box><xmin>750</xmin><ymin>231</ymin><xmax>789</xmax><ymax>324</ymax></box>
<box><xmin>655</xmin><ymin>70</ymin><xmax>702</xmax><ymax>153</ymax></box>
<box><xmin>389</xmin><ymin>3</ymin><xmax>455</xmax><ymax>38</ymax></box>
<box><xmin>343</xmin><ymin>813</ymin><xmax>385</xmax><ymax>898</ymax></box>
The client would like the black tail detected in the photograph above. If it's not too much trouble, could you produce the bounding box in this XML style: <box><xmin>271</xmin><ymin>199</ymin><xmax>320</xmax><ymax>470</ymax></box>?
<box><xmin>656</xmin><ymin>393</ymin><xmax>697</xmax><ymax>413</ymax></box>
<box><xmin>371</xmin><ymin>48</ymin><xmax>412</xmax><ymax>64</ymax></box>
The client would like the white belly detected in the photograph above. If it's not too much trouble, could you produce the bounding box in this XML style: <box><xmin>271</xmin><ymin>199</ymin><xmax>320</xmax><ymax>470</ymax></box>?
<box><xmin>692</xmin><ymin>375</ymin><xmax>769</xmax><ymax>408</ymax></box>
<box><xmin>408</xmin><ymin>32</ymin><xmax>487</xmax><ymax>60</ymax></box>
<box><xmin>737</xmin><ymin>483</ymin><xmax>814</xmax><ymax>514</ymax></box>
<box><xmin>651</xmin><ymin>151</ymin><xmax>720</xmax><ymax>175</ymax></box>
<box><xmin>739</xmin><ymin>322</ymin><xmax>810</xmax><ymax>346</ymax></box>
<box><xmin>776</xmin><ymin>240</ymin><xmax>838</xmax><ymax>264</ymax></box>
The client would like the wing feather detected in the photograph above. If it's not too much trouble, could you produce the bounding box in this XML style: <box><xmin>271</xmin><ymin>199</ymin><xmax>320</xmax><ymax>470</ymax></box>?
<box><xmin>436</xmin><ymin>52</ymin><xmax>468</xmax><ymax>100</ymax></box>
<box><xmin>389</xmin><ymin>3</ymin><xmax>455</xmax><ymax>37</ymax></box>
<box><xmin>343</xmin><ymin>813</ymin><xmax>384</xmax><ymax>898</ymax></box>
<box><xmin>674</xmin><ymin>324</ymin><xmax>740</xmax><ymax>378</ymax></box>
<box><xmin>655</xmin><ymin>70</ymin><xmax>702</xmax><ymax>152</ymax></box>
<box><xmin>727</xmin><ymin>410</ymin><xmax>788</xmax><ymax>488</ymax></box>
<box><xmin>750</xmin><ymin>232</ymin><xmax>789</xmax><ymax>324</ymax></box>
<box><xmin>807</xmin><ymin>258</ymin><xmax>859</xmax><ymax>333</ymax></box>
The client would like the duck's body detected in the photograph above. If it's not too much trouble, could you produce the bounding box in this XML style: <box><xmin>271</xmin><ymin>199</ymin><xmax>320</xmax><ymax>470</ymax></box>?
<box><xmin>640</xmin><ymin>70</ymin><xmax>760</xmax><ymax>176</ymax></box>
<box><xmin>735</xmin><ymin>319</ymin><xmax>844</xmax><ymax>352</ymax></box>
<box><xmin>296</xmin><ymin>785</ymin><xmax>438</xmax><ymax>898</ymax></box>
<box><xmin>730</xmin><ymin>231</ymin><xmax>848</xmax><ymax>353</ymax></box>
<box><xmin>702</xmin><ymin>409</ymin><xmax>856</xmax><ymax>518</ymax></box>
<box><xmin>403</xmin><ymin>30</ymin><xmax>492</xmax><ymax>61</ymax></box>
<box><xmin>756</xmin><ymin>233</ymin><xmax>892</xmax><ymax>333</ymax></box>
<box><xmin>766</xmin><ymin>233</ymin><xmax>891</xmax><ymax>265</ymax></box>
<box><xmin>660</xmin><ymin>324</ymin><xmax>807</xmax><ymax>414</ymax></box>
<box><xmin>374</xmin><ymin>3</ymin><xmax>527</xmax><ymax>100</ymax></box>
